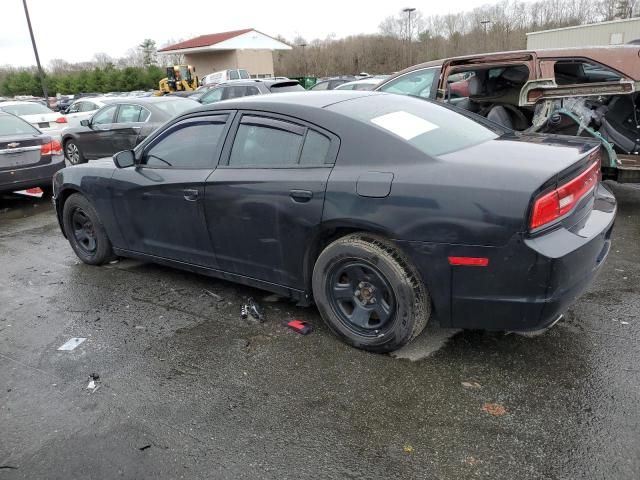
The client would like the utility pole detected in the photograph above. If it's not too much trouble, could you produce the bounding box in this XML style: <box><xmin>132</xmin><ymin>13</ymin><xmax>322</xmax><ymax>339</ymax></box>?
<box><xmin>22</xmin><ymin>0</ymin><xmax>48</xmax><ymax>99</ymax></box>
<box><xmin>403</xmin><ymin>7</ymin><xmax>416</xmax><ymax>67</ymax></box>
<box><xmin>298</xmin><ymin>43</ymin><xmax>308</xmax><ymax>78</ymax></box>
<box><xmin>480</xmin><ymin>19</ymin><xmax>491</xmax><ymax>53</ymax></box>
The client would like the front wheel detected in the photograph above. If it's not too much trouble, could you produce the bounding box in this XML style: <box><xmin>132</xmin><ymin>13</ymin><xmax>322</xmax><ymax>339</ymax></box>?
<box><xmin>62</xmin><ymin>193</ymin><xmax>115</xmax><ymax>265</ymax></box>
<box><xmin>312</xmin><ymin>233</ymin><xmax>431</xmax><ymax>353</ymax></box>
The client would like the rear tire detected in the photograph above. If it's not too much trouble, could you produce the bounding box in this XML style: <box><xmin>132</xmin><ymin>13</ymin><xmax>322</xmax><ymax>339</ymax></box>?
<box><xmin>312</xmin><ymin>233</ymin><xmax>431</xmax><ymax>353</ymax></box>
<box><xmin>64</xmin><ymin>140</ymin><xmax>85</xmax><ymax>165</ymax></box>
<box><xmin>62</xmin><ymin>193</ymin><xmax>115</xmax><ymax>265</ymax></box>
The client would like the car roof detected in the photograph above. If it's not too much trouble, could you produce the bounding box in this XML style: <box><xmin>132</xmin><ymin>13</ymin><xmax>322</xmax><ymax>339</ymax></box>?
<box><xmin>197</xmin><ymin>90</ymin><xmax>375</xmax><ymax>110</ymax></box>
<box><xmin>70</xmin><ymin>96</ymin><xmax>120</xmax><ymax>104</ymax></box>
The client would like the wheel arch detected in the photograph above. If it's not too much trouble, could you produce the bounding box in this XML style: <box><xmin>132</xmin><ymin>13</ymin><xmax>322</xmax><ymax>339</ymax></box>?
<box><xmin>303</xmin><ymin>221</ymin><xmax>402</xmax><ymax>297</ymax></box>
<box><xmin>55</xmin><ymin>186</ymin><xmax>82</xmax><ymax>238</ymax></box>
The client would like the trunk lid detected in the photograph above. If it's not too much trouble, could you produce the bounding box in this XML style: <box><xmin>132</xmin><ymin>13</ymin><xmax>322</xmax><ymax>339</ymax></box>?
<box><xmin>0</xmin><ymin>134</ymin><xmax>48</xmax><ymax>170</ymax></box>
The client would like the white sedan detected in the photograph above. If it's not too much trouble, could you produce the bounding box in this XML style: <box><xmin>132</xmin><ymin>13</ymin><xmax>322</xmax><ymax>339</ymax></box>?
<box><xmin>63</xmin><ymin>97</ymin><xmax>120</xmax><ymax>128</ymax></box>
<box><xmin>0</xmin><ymin>101</ymin><xmax>67</xmax><ymax>136</ymax></box>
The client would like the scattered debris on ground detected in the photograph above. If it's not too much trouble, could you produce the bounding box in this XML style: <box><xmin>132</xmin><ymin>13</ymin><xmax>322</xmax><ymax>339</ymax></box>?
<box><xmin>403</xmin><ymin>444</ymin><xmax>415</xmax><ymax>454</ymax></box>
<box><xmin>288</xmin><ymin>320</ymin><xmax>313</xmax><ymax>335</ymax></box>
<box><xmin>241</xmin><ymin>298</ymin><xmax>265</xmax><ymax>322</ymax></box>
<box><xmin>139</xmin><ymin>444</ymin><xmax>151</xmax><ymax>451</ymax></box>
<box><xmin>203</xmin><ymin>289</ymin><xmax>224</xmax><ymax>302</ymax></box>
<box><xmin>57</xmin><ymin>337</ymin><xmax>86</xmax><ymax>351</ymax></box>
<box><xmin>482</xmin><ymin>403</ymin><xmax>507</xmax><ymax>416</ymax></box>
<box><xmin>461</xmin><ymin>381</ymin><xmax>482</xmax><ymax>389</ymax></box>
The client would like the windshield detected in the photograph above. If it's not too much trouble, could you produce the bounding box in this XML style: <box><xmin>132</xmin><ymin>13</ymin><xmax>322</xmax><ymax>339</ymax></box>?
<box><xmin>154</xmin><ymin>99</ymin><xmax>200</xmax><ymax>116</ymax></box>
<box><xmin>0</xmin><ymin>103</ymin><xmax>54</xmax><ymax>116</ymax></box>
<box><xmin>377</xmin><ymin>68</ymin><xmax>440</xmax><ymax>99</ymax></box>
<box><xmin>329</xmin><ymin>93</ymin><xmax>499</xmax><ymax>157</ymax></box>
<box><xmin>0</xmin><ymin>114</ymin><xmax>39</xmax><ymax>136</ymax></box>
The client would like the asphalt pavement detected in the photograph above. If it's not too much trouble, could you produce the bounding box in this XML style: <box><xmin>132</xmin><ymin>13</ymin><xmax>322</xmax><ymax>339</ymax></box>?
<box><xmin>0</xmin><ymin>183</ymin><xmax>638</xmax><ymax>480</ymax></box>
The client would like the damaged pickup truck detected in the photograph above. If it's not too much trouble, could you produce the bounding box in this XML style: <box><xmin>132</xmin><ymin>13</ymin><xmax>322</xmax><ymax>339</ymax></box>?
<box><xmin>376</xmin><ymin>46</ymin><xmax>640</xmax><ymax>183</ymax></box>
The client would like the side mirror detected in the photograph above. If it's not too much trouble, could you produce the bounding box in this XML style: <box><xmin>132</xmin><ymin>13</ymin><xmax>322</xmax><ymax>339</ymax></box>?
<box><xmin>113</xmin><ymin>150</ymin><xmax>136</xmax><ymax>168</ymax></box>
<box><xmin>80</xmin><ymin>119</ymin><xmax>90</xmax><ymax>127</ymax></box>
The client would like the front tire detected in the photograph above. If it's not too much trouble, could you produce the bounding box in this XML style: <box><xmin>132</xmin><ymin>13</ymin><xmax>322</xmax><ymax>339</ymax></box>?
<box><xmin>312</xmin><ymin>233</ymin><xmax>431</xmax><ymax>353</ymax></box>
<box><xmin>64</xmin><ymin>140</ymin><xmax>85</xmax><ymax>165</ymax></box>
<box><xmin>62</xmin><ymin>193</ymin><xmax>115</xmax><ymax>265</ymax></box>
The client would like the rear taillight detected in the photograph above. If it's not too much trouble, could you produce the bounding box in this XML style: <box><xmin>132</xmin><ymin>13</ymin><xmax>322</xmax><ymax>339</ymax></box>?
<box><xmin>41</xmin><ymin>140</ymin><xmax>63</xmax><ymax>156</ymax></box>
<box><xmin>55</xmin><ymin>117</ymin><xmax>67</xmax><ymax>124</ymax></box>
<box><xmin>530</xmin><ymin>151</ymin><xmax>602</xmax><ymax>230</ymax></box>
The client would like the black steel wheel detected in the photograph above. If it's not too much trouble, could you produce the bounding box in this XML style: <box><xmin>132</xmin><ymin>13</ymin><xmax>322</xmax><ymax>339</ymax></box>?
<box><xmin>62</xmin><ymin>193</ymin><xmax>115</xmax><ymax>265</ymax></box>
<box><xmin>312</xmin><ymin>233</ymin><xmax>431</xmax><ymax>353</ymax></box>
<box><xmin>327</xmin><ymin>260</ymin><xmax>396</xmax><ymax>335</ymax></box>
<box><xmin>70</xmin><ymin>207</ymin><xmax>97</xmax><ymax>255</ymax></box>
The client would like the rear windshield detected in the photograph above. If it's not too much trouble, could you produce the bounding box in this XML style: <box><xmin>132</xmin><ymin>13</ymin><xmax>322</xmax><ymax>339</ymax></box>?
<box><xmin>269</xmin><ymin>82</ymin><xmax>305</xmax><ymax>93</ymax></box>
<box><xmin>154</xmin><ymin>99</ymin><xmax>200</xmax><ymax>116</ymax></box>
<box><xmin>0</xmin><ymin>103</ymin><xmax>53</xmax><ymax>116</ymax></box>
<box><xmin>0</xmin><ymin>114</ymin><xmax>39</xmax><ymax>136</ymax></box>
<box><xmin>328</xmin><ymin>94</ymin><xmax>499</xmax><ymax>156</ymax></box>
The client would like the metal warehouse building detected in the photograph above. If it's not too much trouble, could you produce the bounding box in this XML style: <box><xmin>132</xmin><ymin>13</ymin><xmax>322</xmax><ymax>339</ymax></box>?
<box><xmin>527</xmin><ymin>18</ymin><xmax>640</xmax><ymax>49</ymax></box>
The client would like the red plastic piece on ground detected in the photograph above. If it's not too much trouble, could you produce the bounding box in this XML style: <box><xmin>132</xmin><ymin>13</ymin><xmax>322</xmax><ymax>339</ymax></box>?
<box><xmin>288</xmin><ymin>320</ymin><xmax>313</xmax><ymax>335</ymax></box>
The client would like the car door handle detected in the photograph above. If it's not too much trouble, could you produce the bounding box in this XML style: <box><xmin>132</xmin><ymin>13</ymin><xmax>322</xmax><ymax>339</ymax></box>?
<box><xmin>183</xmin><ymin>188</ymin><xmax>199</xmax><ymax>201</ymax></box>
<box><xmin>289</xmin><ymin>189</ymin><xmax>313</xmax><ymax>202</ymax></box>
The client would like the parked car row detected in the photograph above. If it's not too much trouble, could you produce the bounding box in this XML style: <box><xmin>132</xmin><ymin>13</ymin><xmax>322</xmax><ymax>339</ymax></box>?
<box><xmin>5</xmin><ymin>46</ymin><xmax>628</xmax><ymax>353</ymax></box>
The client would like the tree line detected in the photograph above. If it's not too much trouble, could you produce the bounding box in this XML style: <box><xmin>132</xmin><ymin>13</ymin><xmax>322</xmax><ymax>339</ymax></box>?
<box><xmin>0</xmin><ymin>38</ymin><xmax>175</xmax><ymax>97</ymax></box>
<box><xmin>274</xmin><ymin>0</ymin><xmax>638</xmax><ymax>77</ymax></box>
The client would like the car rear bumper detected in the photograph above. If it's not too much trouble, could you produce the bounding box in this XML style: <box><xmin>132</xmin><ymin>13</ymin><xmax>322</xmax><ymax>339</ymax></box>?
<box><xmin>0</xmin><ymin>155</ymin><xmax>65</xmax><ymax>193</ymax></box>
<box><xmin>398</xmin><ymin>183</ymin><xmax>617</xmax><ymax>331</ymax></box>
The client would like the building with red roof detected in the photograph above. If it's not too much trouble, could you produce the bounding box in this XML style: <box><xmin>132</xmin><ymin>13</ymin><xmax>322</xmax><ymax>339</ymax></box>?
<box><xmin>158</xmin><ymin>28</ymin><xmax>291</xmax><ymax>80</ymax></box>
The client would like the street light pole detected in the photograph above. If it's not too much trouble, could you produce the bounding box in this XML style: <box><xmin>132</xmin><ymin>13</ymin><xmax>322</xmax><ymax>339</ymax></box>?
<box><xmin>480</xmin><ymin>19</ymin><xmax>491</xmax><ymax>53</ymax></box>
<box><xmin>403</xmin><ymin>7</ymin><xmax>416</xmax><ymax>67</ymax></box>
<box><xmin>22</xmin><ymin>0</ymin><xmax>48</xmax><ymax>99</ymax></box>
<box><xmin>298</xmin><ymin>43</ymin><xmax>308</xmax><ymax>78</ymax></box>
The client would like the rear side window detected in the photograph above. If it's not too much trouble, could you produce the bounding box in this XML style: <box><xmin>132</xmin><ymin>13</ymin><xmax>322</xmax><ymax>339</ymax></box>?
<box><xmin>311</xmin><ymin>81</ymin><xmax>329</xmax><ymax>91</ymax></box>
<box><xmin>300</xmin><ymin>130</ymin><xmax>331</xmax><ymax>165</ymax></box>
<box><xmin>229</xmin><ymin>70</ymin><xmax>240</xmax><ymax>80</ymax></box>
<box><xmin>0</xmin><ymin>114</ymin><xmax>39</xmax><ymax>135</ymax></box>
<box><xmin>228</xmin><ymin>116</ymin><xmax>334</xmax><ymax>167</ymax></box>
<box><xmin>230</xmin><ymin>119</ymin><xmax>303</xmax><ymax>167</ymax></box>
<box><xmin>554</xmin><ymin>60</ymin><xmax>623</xmax><ymax>85</ymax></box>
<box><xmin>116</xmin><ymin>104</ymin><xmax>144</xmax><ymax>123</ymax></box>
<box><xmin>378</xmin><ymin>67</ymin><xmax>439</xmax><ymax>99</ymax></box>
<box><xmin>329</xmin><ymin>94</ymin><xmax>498</xmax><ymax>157</ymax></box>
<box><xmin>144</xmin><ymin>119</ymin><xmax>227</xmax><ymax>168</ymax></box>
<box><xmin>239</xmin><ymin>70</ymin><xmax>251</xmax><ymax>79</ymax></box>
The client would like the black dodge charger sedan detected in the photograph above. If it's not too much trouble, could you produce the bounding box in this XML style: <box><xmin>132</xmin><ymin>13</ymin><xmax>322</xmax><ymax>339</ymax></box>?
<box><xmin>0</xmin><ymin>111</ymin><xmax>64</xmax><ymax>194</ymax></box>
<box><xmin>52</xmin><ymin>91</ymin><xmax>616</xmax><ymax>352</ymax></box>
<box><xmin>61</xmin><ymin>97</ymin><xmax>200</xmax><ymax>165</ymax></box>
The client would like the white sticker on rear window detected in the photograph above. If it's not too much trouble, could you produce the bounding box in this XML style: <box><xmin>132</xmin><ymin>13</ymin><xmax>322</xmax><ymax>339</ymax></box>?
<box><xmin>370</xmin><ymin>111</ymin><xmax>438</xmax><ymax>140</ymax></box>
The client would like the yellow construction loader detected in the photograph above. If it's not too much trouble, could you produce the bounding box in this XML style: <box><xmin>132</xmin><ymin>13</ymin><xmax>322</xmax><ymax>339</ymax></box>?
<box><xmin>158</xmin><ymin>65</ymin><xmax>199</xmax><ymax>94</ymax></box>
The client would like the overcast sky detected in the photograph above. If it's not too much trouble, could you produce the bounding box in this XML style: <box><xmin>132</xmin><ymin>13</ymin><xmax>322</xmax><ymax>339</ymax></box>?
<box><xmin>3</xmin><ymin>0</ymin><xmax>509</xmax><ymax>67</ymax></box>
